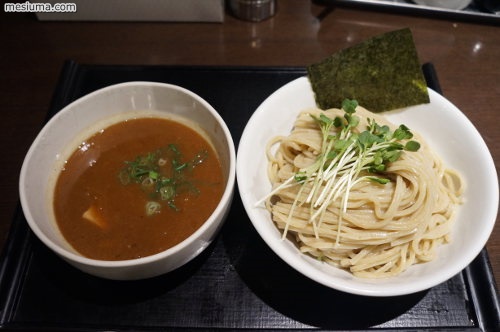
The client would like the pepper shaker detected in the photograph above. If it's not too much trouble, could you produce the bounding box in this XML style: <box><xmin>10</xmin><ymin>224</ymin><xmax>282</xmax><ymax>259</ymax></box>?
<box><xmin>228</xmin><ymin>0</ymin><xmax>277</xmax><ymax>22</ymax></box>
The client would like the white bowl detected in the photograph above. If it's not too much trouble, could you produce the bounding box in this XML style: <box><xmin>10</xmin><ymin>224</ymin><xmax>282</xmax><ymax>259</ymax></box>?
<box><xmin>237</xmin><ymin>77</ymin><xmax>498</xmax><ymax>297</ymax></box>
<box><xmin>19</xmin><ymin>82</ymin><xmax>236</xmax><ymax>280</ymax></box>
<box><xmin>413</xmin><ymin>0</ymin><xmax>472</xmax><ymax>10</ymax></box>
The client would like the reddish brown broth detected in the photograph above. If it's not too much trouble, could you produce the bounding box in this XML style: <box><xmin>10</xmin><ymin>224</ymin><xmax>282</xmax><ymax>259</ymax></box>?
<box><xmin>53</xmin><ymin>117</ymin><xmax>224</xmax><ymax>260</ymax></box>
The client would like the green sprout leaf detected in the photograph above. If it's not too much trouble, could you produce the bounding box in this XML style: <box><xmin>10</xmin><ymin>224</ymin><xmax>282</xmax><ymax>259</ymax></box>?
<box><xmin>265</xmin><ymin>98</ymin><xmax>421</xmax><ymax>245</ymax></box>
<box><xmin>405</xmin><ymin>140</ymin><xmax>421</xmax><ymax>151</ymax></box>
<box><xmin>342</xmin><ymin>99</ymin><xmax>358</xmax><ymax>114</ymax></box>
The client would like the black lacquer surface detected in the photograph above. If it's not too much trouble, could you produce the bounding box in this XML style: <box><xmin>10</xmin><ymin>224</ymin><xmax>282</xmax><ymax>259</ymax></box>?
<box><xmin>0</xmin><ymin>62</ymin><xmax>498</xmax><ymax>331</ymax></box>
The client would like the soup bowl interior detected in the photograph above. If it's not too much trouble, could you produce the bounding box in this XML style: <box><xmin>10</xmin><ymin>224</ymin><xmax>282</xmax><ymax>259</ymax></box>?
<box><xmin>19</xmin><ymin>82</ymin><xmax>235</xmax><ymax>280</ymax></box>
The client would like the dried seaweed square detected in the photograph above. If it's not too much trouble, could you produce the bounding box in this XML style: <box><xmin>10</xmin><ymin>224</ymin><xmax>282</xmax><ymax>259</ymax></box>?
<box><xmin>307</xmin><ymin>28</ymin><xmax>430</xmax><ymax>112</ymax></box>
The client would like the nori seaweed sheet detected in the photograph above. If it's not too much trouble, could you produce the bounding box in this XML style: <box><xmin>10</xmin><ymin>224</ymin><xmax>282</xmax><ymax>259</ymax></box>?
<box><xmin>307</xmin><ymin>28</ymin><xmax>430</xmax><ymax>112</ymax></box>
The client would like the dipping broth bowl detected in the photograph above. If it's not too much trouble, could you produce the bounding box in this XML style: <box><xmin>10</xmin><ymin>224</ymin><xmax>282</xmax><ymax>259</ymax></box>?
<box><xmin>19</xmin><ymin>82</ymin><xmax>236</xmax><ymax>280</ymax></box>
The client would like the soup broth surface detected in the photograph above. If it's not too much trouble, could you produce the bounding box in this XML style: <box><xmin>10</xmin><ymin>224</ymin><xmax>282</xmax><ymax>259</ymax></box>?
<box><xmin>53</xmin><ymin>116</ymin><xmax>224</xmax><ymax>260</ymax></box>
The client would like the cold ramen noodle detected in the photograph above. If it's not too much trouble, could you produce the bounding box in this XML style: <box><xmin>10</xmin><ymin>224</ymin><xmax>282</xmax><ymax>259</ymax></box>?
<box><xmin>260</xmin><ymin>100</ymin><xmax>463</xmax><ymax>278</ymax></box>
<box><xmin>53</xmin><ymin>114</ymin><xmax>224</xmax><ymax>261</ymax></box>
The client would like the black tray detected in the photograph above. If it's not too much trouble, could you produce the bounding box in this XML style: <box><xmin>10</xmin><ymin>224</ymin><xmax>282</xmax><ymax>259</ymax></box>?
<box><xmin>0</xmin><ymin>62</ymin><xmax>499</xmax><ymax>331</ymax></box>
<box><xmin>317</xmin><ymin>0</ymin><xmax>500</xmax><ymax>25</ymax></box>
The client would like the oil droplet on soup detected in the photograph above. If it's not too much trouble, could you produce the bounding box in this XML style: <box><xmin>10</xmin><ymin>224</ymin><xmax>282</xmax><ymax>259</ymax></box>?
<box><xmin>53</xmin><ymin>117</ymin><xmax>224</xmax><ymax>261</ymax></box>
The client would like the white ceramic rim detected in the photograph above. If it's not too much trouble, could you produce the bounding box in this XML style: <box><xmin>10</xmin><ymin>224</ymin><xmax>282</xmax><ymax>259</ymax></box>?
<box><xmin>236</xmin><ymin>76</ymin><xmax>499</xmax><ymax>296</ymax></box>
<box><xmin>412</xmin><ymin>0</ymin><xmax>472</xmax><ymax>10</ymax></box>
<box><xmin>19</xmin><ymin>81</ymin><xmax>236</xmax><ymax>269</ymax></box>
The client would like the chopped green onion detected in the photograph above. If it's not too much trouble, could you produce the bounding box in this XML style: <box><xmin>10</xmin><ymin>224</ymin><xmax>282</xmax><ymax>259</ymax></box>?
<box><xmin>159</xmin><ymin>186</ymin><xmax>175</xmax><ymax>201</ymax></box>
<box><xmin>119</xmin><ymin>144</ymin><xmax>209</xmax><ymax>216</ymax></box>
<box><xmin>146</xmin><ymin>201</ymin><xmax>161</xmax><ymax>216</ymax></box>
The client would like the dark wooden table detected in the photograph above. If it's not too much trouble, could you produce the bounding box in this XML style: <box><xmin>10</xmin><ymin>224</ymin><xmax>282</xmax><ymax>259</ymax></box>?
<box><xmin>0</xmin><ymin>0</ymin><xmax>498</xmax><ymax>292</ymax></box>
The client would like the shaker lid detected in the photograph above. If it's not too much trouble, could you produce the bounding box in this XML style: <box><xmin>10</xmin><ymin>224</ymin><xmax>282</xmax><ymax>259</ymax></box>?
<box><xmin>228</xmin><ymin>0</ymin><xmax>276</xmax><ymax>22</ymax></box>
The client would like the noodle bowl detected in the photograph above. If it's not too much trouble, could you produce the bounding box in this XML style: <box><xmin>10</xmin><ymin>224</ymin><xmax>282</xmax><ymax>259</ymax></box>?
<box><xmin>263</xmin><ymin>106</ymin><xmax>463</xmax><ymax>278</ymax></box>
<box><xmin>237</xmin><ymin>77</ymin><xmax>497</xmax><ymax>296</ymax></box>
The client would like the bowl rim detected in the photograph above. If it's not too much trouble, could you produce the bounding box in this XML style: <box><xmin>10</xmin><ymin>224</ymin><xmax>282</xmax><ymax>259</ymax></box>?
<box><xmin>19</xmin><ymin>81</ymin><xmax>236</xmax><ymax>268</ymax></box>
